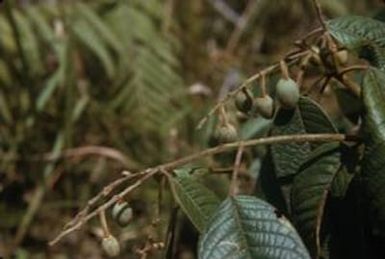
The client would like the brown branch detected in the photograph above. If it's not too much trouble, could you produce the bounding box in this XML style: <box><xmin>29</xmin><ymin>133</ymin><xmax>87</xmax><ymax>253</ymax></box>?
<box><xmin>49</xmin><ymin>170</ymin><xmax>157</xmax><ymax>246</ymax></box>
<box><xmin>338</xmin><ymin>65</ymin><xmax>368</xmax><ymax>76</ymax></box>
<box><xmin>226</xmin><ymin>0</ymin><xmax>260</xmax><ymax>54</ymax></box>
<box><xmin>0</xmin><ymin>145</ymin><xmax>139</xmax><ymax>169</ymax></box>
<box><xmin>50</xmin><ymin>133</ymin><xmax>349</xmax><ymax>246</ymax></box>
<box><xmin>312</xmin><ymin>0</ymin><xmax>327</xmax><ymax>31</ymax></box>
<box><xmin>229</xmin><ymin>143</ymin><xmax>244</xmax><ymax>196</ymax></box>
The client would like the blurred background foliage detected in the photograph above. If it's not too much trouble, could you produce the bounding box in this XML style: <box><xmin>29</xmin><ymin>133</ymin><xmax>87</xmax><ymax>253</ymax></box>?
<box><xmin>0</xmin><ymin>0</ymin><xmax>382</xmax><ymax>258</ymax></box>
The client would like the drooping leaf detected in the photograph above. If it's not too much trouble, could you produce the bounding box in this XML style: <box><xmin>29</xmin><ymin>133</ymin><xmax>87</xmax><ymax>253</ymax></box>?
<box><xmin>169</xmin><ymin>169</ymin><xmax>220</xmax><ymax>233</ymax></box>
<box><xmin>270</xmin><ymin>97</ymin><xmax>336</xmax><ymax>178</ymax></box>
<box><xmin>327</xmin><ymin>16</ymin><xmax>385</xmax><ymax>69</ymax></box>
<box><xmin>198</xmin><ymin>195</ymin><xmax>310</xmax><ymax>259</ymax></box>
<box><xmin>291</xmin><ymin>143</ymin><xmax>341</xmax><ymax>257</ymax></box>
<box><xmin>362</xmin><ymin>67</ymin><xmax>385</xmax><ymax>235</ymax></box>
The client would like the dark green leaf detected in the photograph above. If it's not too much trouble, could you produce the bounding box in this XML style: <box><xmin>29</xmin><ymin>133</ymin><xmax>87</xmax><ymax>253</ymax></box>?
<box><xmin>328</xmin><ymin>16</ymin><xmax>385</xmax><ymax>69</ymax></box>
<box><xmin>291</xmin><ymin>143</ymin><xmax>341</xmax><ymax>257</ymax></box>
<box><xmin>270</xmin><ymin>97</ymin><xmax>336</xmax><ymax>178</ymax></box>
<box><xmin>362</xmin><ymin>67</ymin><xmax>385</xmax><ymax>235</ymax></box>
<box><xmin>170</xmin><ymin>169</ymin><xmax>220</xmax><ymax>233</ymax></box>
<box><xmin>298</xmin><ymin>97</ymin><xmax>337</xmax><ymax>134</ymax></box>
<box><xmin>198</xmin><ymin>195</ymin><xmax>310</xmax><ymax>259</ymax></box>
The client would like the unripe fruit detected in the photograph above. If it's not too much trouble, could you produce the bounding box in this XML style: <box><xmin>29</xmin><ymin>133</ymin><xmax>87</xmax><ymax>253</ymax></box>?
<box><xmin>255</xmin><ymin>95</ymin><xmax>274</xmax><ymax>119</ymax></box>
<box><xmin>102</xmin><ymin>235</ymin><xmax>120</xmax><ymax>257</ymax></box>
<box><xmin>235</xmin><ymin>90</ymin><xmax>253</xmax><ymax>114</ymax></box>
<box><xmin>276</xmin><ymin>78</ymin><xmax>300</xmax><ymax>109</ymax></box>
<box><xmin>112</xmin><ymin>201</ymin><xmax>133</xmax><ymax>227</ymax></box>
<box><xmin>335</xmin><ymin>50</ymin><xmax>348</xmax><ymax>65</ymax></box>
<box><xmin>215</xmin><ymin>124</ymin><xmax>238</xmax><ymax>143</ymax></box>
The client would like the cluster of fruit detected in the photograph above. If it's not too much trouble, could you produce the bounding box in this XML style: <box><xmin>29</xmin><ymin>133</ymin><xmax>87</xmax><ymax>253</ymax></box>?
<box><xmin>214</xmin><ymin>73</ymin><xmax>300</xmax><ymax>144</ymax></box>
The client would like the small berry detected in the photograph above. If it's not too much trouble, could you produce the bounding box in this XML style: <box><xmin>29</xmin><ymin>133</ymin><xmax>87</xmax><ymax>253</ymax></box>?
<box><xmin>102</xmin><ymin>235</ymin><xmax>120</xmax><ymax>257</ymax></box>
<box><xmin>112</xmin><ymin>201</ymin><xmax>133</xmax><ymax>227</ymax></box>
<box><xmin>335</xmin><ymin>50</ymin><xmax>348</xmax><ymax>65</ymax></box>
<box><xmin>255</xmin><ymin>95</ymin><xmax>274</xmax><ymax>119</ymax></box>
<box><xmin>235</xmin><ymin>90</ymin><xmax>253</xmax><ymax>114</ymax></box>
<box><xmin>276</xmin><ymin>78</ymin><xmax>300</xmax><ymax>109</ymax></box>
<box><xmin>215</xmin><ymin>124</ymin><xmax>238</xmax><ymax>143</ymax></box>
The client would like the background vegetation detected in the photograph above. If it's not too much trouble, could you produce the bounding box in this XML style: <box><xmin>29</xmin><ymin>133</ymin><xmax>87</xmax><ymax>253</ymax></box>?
<box><xmin>0</xmin><ymin>0</ymin><xmax>383</xmax><ymax>258</ymax></box>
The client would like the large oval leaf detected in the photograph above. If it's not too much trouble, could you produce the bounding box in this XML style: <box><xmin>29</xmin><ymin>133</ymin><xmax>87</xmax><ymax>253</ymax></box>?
<box><xmin>328</xmin><ymin>16</ymin><xmax>385</xmax><ymax>69</ymax></box>
<box><xmin>270</xmin><ymin>97</ymin><xmax>336</xmax><ymax>178</ymax></box>
<box><xmin>291</xmin><ymin>143</ymin><xmax>341</xmax><ymax>257</ymax></box>
<box><xmin>169</xmin><ymin>169</ymin><xmax>220</xmax><ymax>233</ymax></box>
<box><xmin>198</xmin><ymin>195</ymin><xmax>310</xmax><ymax>259</ymax></box>
<box><xmin>362</xmin><ymin>67</ymin><xmax>385</xmax><ymax>235</ymax></box>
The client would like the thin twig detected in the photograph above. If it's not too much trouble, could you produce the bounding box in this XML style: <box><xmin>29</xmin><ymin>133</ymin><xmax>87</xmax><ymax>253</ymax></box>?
<box><xmin>99</xmin><ymin>209</ymin><xmax>110</xmax><ymax>237</ymax></box>
<box><xmin>50</xmin><ymin>133</ymin><xmax>349</xmax><ymax>246</ymax></box>
<box><xmin>338</xmin><ymin>65</ymin><xmax>368</xmax><ymax>76</ymax></box>
<box><xmin>49</xmin><ymin>169</ymin><xmax>157</xmax><ymax>246</ymax></box>
<box><xmin>229</xmin><ymin>143</ymin><xmax>244</xmax><ymax>196</ymax></box>
<box><xmin>196</xmin><ymin>50</ymin><xmax>310</xmax><ymax>129</ymax></box>
<box><xmin>63</xmin><ymin>171</ymin><xmax>143</xmax><ymax>230</ymax></box>
<box><xmin>312</xmin><ymin>0</ymin><xmax>327</xmax><ymax>30</ymax></box>
<box><xmin>0</xmin><ymin>145</ymin><xmax>139</xmax><ymax>168</ymax></box>
<box><xmin>226</xmin><ymin>0</ymin><xmax>260</xmax><ymax>54</ymax></box>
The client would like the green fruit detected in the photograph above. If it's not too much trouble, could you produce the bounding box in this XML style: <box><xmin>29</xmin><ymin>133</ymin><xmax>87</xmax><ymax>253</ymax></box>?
<box><xmin>215</xmin><ymin>124</ymin><xmax>238</xmax><ymax>143</ymax></box>
<box><xmin>276</xmin><ymin>78</ymin><xmax>300</xmax><ymax>109</ymax></box>
<box><xmin>335</xmin><ymin>50</ymin><xmax>348</xmax><ymax>65</ymax></box>
<box><xmin>112</xmin><ymin>201</ymin><xmax>133</xmax><ymax>227</ymax></box>
<box><xmin>102</xmin><ymin>235</ymin><xmax>120</xmax><ymax>257</ymax></box>
<box><xmin>235</xmin><ymin>90</ymin><xmax>253</xmax><ymax>113</ymax></box>
<box><xmin>255</xmin><ymin>95</ymin><xmax>274</xmax><ymax>119</ymax></box>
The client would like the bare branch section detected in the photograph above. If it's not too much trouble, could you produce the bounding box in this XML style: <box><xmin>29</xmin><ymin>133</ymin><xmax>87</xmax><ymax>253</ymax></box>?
<box><xmin>312</xmin><ymin>0</ymin><xmax>327</xmax><ymax>30</ymax></box>
<box><xmin>49</xmin><ymin>133</ymin><xmax>348</xmax><ymax>246</ymax></box>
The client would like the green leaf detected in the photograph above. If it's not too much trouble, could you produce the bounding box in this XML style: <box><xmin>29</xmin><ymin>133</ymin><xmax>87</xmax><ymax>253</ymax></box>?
<box><xmin>71</xmin><ymin>19</ymin><xmax>115</xmax><ymax>78</ymax></box>
<box><xmin>270</xmin><ymin>97</ymin><xmax>336</xmax><ymax>178</ymax></box>
<box><xmin>198</xmin><ymin>195</ymin><xmax>310</xmax><ymax>259</ymax></box>
<box><xmin>327</xmin><ymin>16</ymin><xmax>385</xmax><ymax>69</ymax></box>
<box><xmin>298</xmin><ymin>97</ymin><xmax>337</xmax><ymax>134</ymax></box>
<box><xmin>76</xmin><ymin>2</ymin><xmax>124</xmax><ymax>54</ymax></box>
<box><xmin>362</xmin><ymin>67</ymin><xmax>385</xmax><ymax>234</ymax></box>
<box><xmin>291</xmin><ymin>143</ymin><xmax>341</xmax><ymax>257</ymax></box>
<box><xmin>169</xmin><ymin>169</ymin><xmax>220</xmax><ymax>233</ymax></box>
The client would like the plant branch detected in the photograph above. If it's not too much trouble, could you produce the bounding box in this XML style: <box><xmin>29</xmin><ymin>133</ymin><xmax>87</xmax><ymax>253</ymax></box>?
<box><xmin>196</xmin><ymin>50</ymin><xmax>310</xmax><ymax>129</ymax></box>
<box><xmin>50</xmin><ymin>133</ymin><xmax>349</xmax><ymax>246</ymax></box>
<box><xmin>229</xmin><ymin>143</ymin><xmax>244</xmax><ymax>196</ymax></box>
<box><xmin>49</xmin><ymin>169</ymin><xmax>157</xmax><ymax>246</ymax></box>
<box><xmin>312</xmin><ymin>0</ymin><xmax>327</xmax><ymax>30</ymax></box>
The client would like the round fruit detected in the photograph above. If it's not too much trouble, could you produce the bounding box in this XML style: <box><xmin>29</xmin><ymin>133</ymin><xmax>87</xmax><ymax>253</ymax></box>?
<box><xmin>255</xmin><ymin>95</ymin><xmax>274</xmax><ymax>119</ymax></box>
<box><xmin>276</xmin><ymin>78</ymin><xmax>300</xmax><ymax>109</ymax></box>
<box><xmin>112</xmin><ymin>201</ymin><xmax>133</xmax><ymax>227</ymax></box>
<box><xmin>215</xmin><ymin>124</ymin><xmax>238</xmax><ymax>143</ymax></box>
<box><xmin>235</xmin><ymin>90</ymin><xmax>253</xmax><ymax>113</ymax></box>
<box><xmin>335</xmin><ymin>50</ymin><xmax>348</xmax><ymax>65</ymax></box>
<box><xmin>102</xmin><ymin>235</ymin><xmax>120</xmax><ymax>257</ymax></box>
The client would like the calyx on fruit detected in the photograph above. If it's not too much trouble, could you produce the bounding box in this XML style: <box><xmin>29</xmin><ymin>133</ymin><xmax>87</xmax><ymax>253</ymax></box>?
<box><xmin>102</xmin><ymin>235</ymin><xmax>120</xmax><ymax>257</ymax></box>
<box><xmin>255</xmin><ymin>95</ymin><xmax>274</xmax><ymax>119</ymax></box>
<box><xmin>215</xmin><ymin>124</ymin><xmax>238</xmax><ymax>143</ymax></box>
<box><xmin>276</xmin><ymin>78</ymin><xmax>300</xmax><ymax>109</ymax></box>
<box><xmin>112</xmin><ymin>201</ymin><xmax>133</xmax><ymax>227</ymax></box>
<box><xmin>235</xmin><ymin>90</ymin><xmax>253</xmax><ymax>113</ymax></box>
